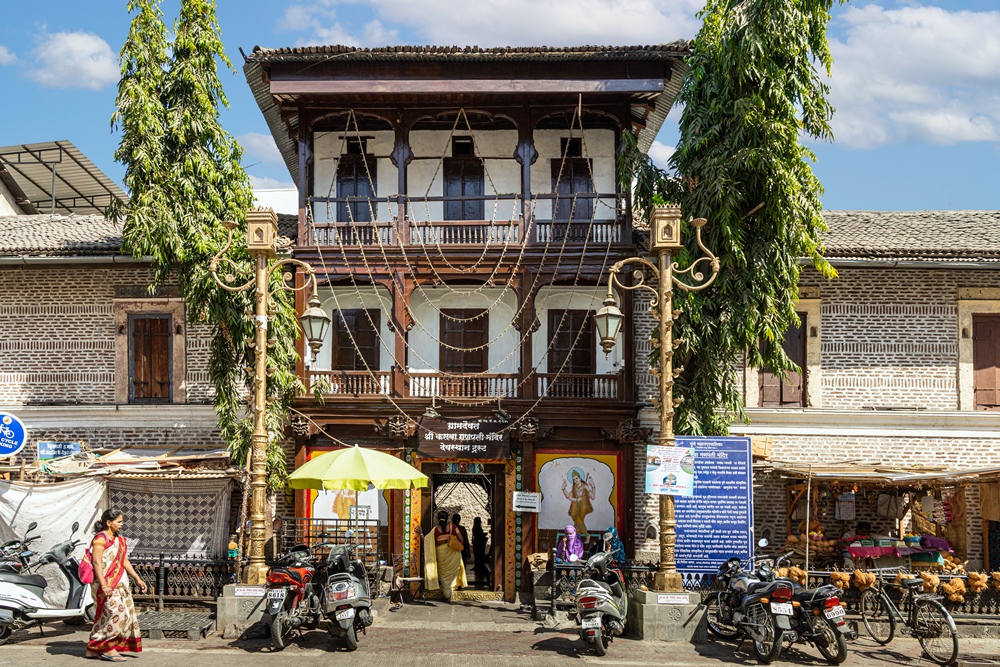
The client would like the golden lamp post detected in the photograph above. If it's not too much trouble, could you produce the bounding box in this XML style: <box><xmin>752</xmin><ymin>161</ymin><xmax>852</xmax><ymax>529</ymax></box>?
<box><xmin>593</xmin><ymin>205</ymin><xmax>719</xmax><ymax>592</ymax></box>
<box><xmin>210</xmin><ymin>208</ymin><xmax>331</xmax><ymax>585</ymax></box>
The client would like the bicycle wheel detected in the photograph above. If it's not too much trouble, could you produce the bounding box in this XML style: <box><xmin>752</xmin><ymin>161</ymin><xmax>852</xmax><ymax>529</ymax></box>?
<box><xmin>860</xmin><ymin>588</ymin><xmax>895</xmax><ymax>645</ymax></box>
<box><xmin>915</xmin><ymin>599</ymin><xmax>958</xmax><ymax>666</ymax></box>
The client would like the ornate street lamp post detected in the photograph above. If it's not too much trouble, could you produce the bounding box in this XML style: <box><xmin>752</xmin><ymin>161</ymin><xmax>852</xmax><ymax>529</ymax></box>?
<box><xmin>210</xmin><ymin>208</ymin><xmax>331</xmax><ymax>585</ymax></box>
<box><xmin>594</xmin><ymin>205</ymin><xmax>719</xmax><ymax>592</ymax></box>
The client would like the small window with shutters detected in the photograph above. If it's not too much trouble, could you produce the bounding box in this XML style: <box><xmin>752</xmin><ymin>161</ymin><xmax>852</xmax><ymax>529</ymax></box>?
<box><xmin>333</xmin><ymin>309</ymin><xmax>380</xmax><ymax>371</ymax></box>
<box><xmin>759</xmin><ymin>313</ymin><xmax>806</xmax><ymax>408</ymax></box>
<box><xmin>129</xmin><ymin>314</ymin><xmax>171</xmax><ymax>403</ymax></box>
<box><xmin>439</xmin><ymin>309</ymin><xmax>488</xmax><ymax>374</ymax></box>
<box><xmin>973</xmin><ymin>314</ymin><xmax>1000</xmax><ymax>411</ymax></box>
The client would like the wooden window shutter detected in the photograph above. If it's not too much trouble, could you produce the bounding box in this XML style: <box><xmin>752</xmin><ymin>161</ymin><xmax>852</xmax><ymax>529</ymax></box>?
<box><xmin>440</xmin><ymin>309</ymin><xmax>487</xmax><ymax>374</ymax></box>
<box><xmin>444</xmin><ymin>158</ymin><xmax>484</xmax><ymax>221</ymax></box>
<box><xmin>973</xmin><ymin>315</ymin><xmax>1000</xmax><ymax>410</ymax></box>
<box><xmin>551</xmin><ymin>158</ymin><xmax>594</xmax><ymax>222</ymax></box>
<box><xmin>334</xmin><ymin>310</ymin><xmax>380</xmax><ymax>371</ymax></box>
<box><xmin>759</xmin><ymin>313</ymin><xmax>806</xmax><ymax>407</ymax></box>
<box><xmin>131</xmin><ymin>315</ymin><xmax>171</xmax><ymax>403</ymax></box>
<box><xmin>548</xmin><ymin>310</ymin><xmax>595</xmax><ymax>374</ymax></box>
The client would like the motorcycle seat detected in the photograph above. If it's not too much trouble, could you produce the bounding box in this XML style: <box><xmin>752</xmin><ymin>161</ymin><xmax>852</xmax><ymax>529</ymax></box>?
<box><xmin>0</xmin><ymin>571</ymin><xmax>47</xmax><ymax>589</ymax></box>
<box><xmin>746</xmin><ymin>581</ymin><xmax>770</xmax><ymax>593</ymax></box>
<box><xmin>270</xmin><ymin>567</ymin><xmax>304</xmax><ymax>582</ymax></box>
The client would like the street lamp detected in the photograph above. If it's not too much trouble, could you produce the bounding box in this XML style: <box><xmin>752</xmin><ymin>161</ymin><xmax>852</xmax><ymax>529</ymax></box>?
<box><xmin>594</xmin><ymin>204</ymin><xmax>719</xmax><ymax>592</ymax></box>
<box><xmin>209</xmin><ymin>208</ymin><xmax>331</xmax><ymax>585</ymax></box>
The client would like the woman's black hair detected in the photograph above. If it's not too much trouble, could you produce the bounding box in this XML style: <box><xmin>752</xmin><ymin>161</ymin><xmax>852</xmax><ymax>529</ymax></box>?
<box><xmin>436</xmin><ymin>510</ymin><xmax>448</xmax><ymax>526</ymax></box>
<box><xmin>94</xmin><ymin>508</ymin><xmax>123</xmax><ymax>534</ymax></box>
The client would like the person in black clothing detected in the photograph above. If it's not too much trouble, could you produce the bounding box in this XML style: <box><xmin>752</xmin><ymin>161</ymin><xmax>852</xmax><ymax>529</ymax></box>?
<box><xmin>453</xmin><ymin>514</ymin><xmax>472</xmax><ymax>567</ymax></box>
<box><xmin>472</xmin><ymin>516</ymin><xmax>490</xmax><ymax>587</ymax></box>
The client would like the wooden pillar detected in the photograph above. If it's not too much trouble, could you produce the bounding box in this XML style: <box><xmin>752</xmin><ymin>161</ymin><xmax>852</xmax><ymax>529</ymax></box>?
<box><xmin>519</xmin><ymin>271</ymin><xmax>537</xmax><ymax>400</ymax></box>
<box><xmin>391</xmin><ymin>110</ymin><xmax>415</xmax><ymax>245</ymax></box>
<box><xmin>387</xmin><ymin>271</ymin><xmax>411</xmax><ymax>397</ymax></box>
<box><xmin>296</xmin><ymin>114</ymin><xmax>311</xmax><ymax>246</ymax></box>
<box><xmin>512</xmin><ymin>108</ymin><xmax>537</xmax><ymax>242</ymax></box>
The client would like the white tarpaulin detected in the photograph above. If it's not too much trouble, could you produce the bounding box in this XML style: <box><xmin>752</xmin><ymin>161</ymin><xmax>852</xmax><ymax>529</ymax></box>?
<box><xmin>0</xmin><ymin>478</ymin><xmax>105</xmax><ymax>605</ymax></box>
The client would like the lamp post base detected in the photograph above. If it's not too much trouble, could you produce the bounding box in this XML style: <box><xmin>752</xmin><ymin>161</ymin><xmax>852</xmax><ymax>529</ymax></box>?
<box><xmin>242</xmin><ymin>561</ymin><xmax>269</xmax><ymax>586</ymax></box>
<box><xmin>654</xmin><ymin>571</ymin><xmax>685</xmax><ymax>593</ymax></box>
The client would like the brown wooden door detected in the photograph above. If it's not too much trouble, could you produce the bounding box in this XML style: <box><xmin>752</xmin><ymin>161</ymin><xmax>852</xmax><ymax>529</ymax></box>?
<box><xmin>337</xmin><ymin>154</ymin><xmax>376</xmax><ymax>223</ymax></box>
<box><xmin>974</xmin><ymin>315</ymin><xmax>1000</xmax><ymax>410</ymax></box>
<box><xmin>759</xmin><ymin>313</ymin><xmax>806</xmax><ymax>407</ymax></box>
<box><xmin>130</xmin><ymin>315</ymin><xmax>171</xmax><ymax>403</ymax></box>
<box><xmin>333</xmin><ymin>309</ymin><xmax>380</xmax><ymax>370</ymax></box>
<box><xmin>444</xmin><ymin>158</ymin><xmax>484</xmax><ymax>221</ymax></box>
<box><xmin>548</xmin><ymin>310</ymin><xmax>595</xmax><ymax>398</ymax></box>
<box><xmin>440</xmin><ymin>309</ymin><xmax>488</xmax><ymax>374</ymax></box>
<box><xmin>551</xmin><ymin>158</ymin><xmax>594</xmax><ymax>223</ymax></box>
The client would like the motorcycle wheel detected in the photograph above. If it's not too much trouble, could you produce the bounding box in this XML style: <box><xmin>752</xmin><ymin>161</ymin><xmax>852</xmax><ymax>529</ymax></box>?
<box><xmin>592</xmin><ymin>629</ymin><xmax>609</xmax><ymax>656</ymax></box>
<box><xmin>748</xmin><ymin>603</ymin><xmax>784</xmax><ymax>665</ymax></box>
<box><xmin>343</xmin><ymin>623</ymin><xmax>359</xmax><ymax>652</ymax></box>
<box><xmin>706</xmin><ymin>592</ymin><xmax>741</xmax><ymax>640</ymax></box>
<box><xmin>0</xmin><ymin>625</ymin><xmax>11</xmax><ymax>646</ymax></box>
<box><xmin>270</xmin><ymin>611</ymin><xmax>289</xmax><ymax>651</ymax></box>
<box><xmin>816</xmin><ymin>618</ymin><xmax>848</xmax><ymax>665</ymax></box>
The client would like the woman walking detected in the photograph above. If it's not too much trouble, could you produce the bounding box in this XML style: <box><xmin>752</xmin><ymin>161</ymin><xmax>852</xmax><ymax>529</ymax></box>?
<box><xmin>85</xmin><ymin>509</ymin><xmax>147</xmax><ymax>661</ymax></box>
<box><xmin>422</xmin><ymin>511</ymin><xmax>467</xmax><ymax>602</ymax></box>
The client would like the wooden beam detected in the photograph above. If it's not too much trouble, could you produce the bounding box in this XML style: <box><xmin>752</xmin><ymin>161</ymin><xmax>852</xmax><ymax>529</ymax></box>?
<box><xmin>270</xmin><ymin>78</ymin><xmax>665</xmax><ymax>96</ymax></box>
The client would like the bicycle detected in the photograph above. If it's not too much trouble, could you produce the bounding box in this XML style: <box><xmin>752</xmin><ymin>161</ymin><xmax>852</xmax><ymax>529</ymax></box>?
<box><xmin>859</xmin><ymin>568</ymin><xmax>959</xmax><ymax>665</ymax></box>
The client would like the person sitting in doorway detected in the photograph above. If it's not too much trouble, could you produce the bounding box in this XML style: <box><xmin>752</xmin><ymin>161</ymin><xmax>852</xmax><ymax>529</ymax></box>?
<box><xmin>555</xmin><ymin>524</ymin><xmax>585</xmax><ymax>563</ymax></box>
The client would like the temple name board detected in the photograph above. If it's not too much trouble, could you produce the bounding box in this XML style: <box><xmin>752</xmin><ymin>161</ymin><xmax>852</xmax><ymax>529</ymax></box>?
<box><xmin>417</xmin><ymin>417</ymin><xmax>510</xmax><ymax>459</ymax></box>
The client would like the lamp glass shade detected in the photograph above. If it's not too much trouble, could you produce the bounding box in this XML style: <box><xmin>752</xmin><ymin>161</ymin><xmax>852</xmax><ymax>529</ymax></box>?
<box><xmin>299</xmin><ymin>295</ymin><xmax>331</xmax><ymax>352</ymax></box>
<box><xmin>594</xmin><ymin>297</ymin><xmax>625</xmax><ymax>353</ymax></box>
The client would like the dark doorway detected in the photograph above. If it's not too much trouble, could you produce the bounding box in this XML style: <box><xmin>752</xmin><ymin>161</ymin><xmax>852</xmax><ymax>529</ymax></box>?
<box><xmin>431</xmin><ymin>470</ymin><xmax>501</xmax><ymax>592</ymax></box>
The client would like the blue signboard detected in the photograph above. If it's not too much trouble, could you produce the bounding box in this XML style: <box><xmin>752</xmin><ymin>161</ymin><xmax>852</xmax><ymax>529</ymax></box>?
<box><xmin>38</xmin><ymin>441</ymin><xmax>83</xmax><ymax>460</ymax></box>
<box><xmin>0</xmin><ymin>412</ymin><xmax>28</xmax><ymax>459</ymax></box>
<box><xmin>674</xmin><ymin>436</ymin><xmax>754</xmax><ymax>574</ymax></box>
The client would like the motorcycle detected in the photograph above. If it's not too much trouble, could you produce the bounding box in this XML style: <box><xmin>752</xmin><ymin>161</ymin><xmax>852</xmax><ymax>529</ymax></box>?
<box><xmin>706</xmin><ymin>539</ymin><xmax>795</xmax><ymax>664</ymax></box>
<box><xmin>320</xmin><ymin>536</ymin><xmax>373</xmax><ymax>652</ymax></box>
<box><xmin>573</xmin><ymin>550</ymin><xmax>627</xmax><ymax>657</ymax></box>
<box><xmin>264</xmin><ymin>544</ymin><xmax>321</xmax><ymax>650</ymax></box>
<box><xmin>771</xmin><ymin>552</ymin><xmax>852</xmax><ymax>665</ymax></box>
<box><xmin>0</xmin><ymin>521</ymin><xmax>40</xmax><ymax>573</ymax></box>
<box><xmin>0</xmin><ymin>521</ymin><xmax>95</xmax><ymax>645</ymax></box>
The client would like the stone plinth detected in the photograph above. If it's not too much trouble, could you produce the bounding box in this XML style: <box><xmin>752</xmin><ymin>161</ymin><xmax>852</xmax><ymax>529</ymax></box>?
<box><xmin>627</xmin><ymin>590</ymin><xmax>707</xmax><ymax>643</ymax></box>
<box><xmin>216</xmin><ymin>584</ymin><xmax>268</xmax><ymax>639</ymax></box>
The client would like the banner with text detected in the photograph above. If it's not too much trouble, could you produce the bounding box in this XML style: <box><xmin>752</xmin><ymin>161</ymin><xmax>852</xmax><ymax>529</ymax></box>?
<box><xmin>643</xmin><ymin>445</ymin><xmax>695</xmax><ymax>496</ymax></box>
<box><xmin>417</xmin><ymin>417</ymin><xmax>510</xmax><ymax>459</ymax></box>
<box><xmin>674</xmin><ymin>436</ymin><xmax>754</xmax><ymax>574</ymax></box>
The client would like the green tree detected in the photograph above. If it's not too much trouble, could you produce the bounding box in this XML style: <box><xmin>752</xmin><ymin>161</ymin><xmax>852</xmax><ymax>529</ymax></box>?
<box><xmin>626</xmin><ymin>0</ymin><xmax>840</xmax><ymax>435</ymax></box>
<box><xmin>113</xmin><ymin>0</ymin><xmax>301</xmax><ymax>483</ymax></box>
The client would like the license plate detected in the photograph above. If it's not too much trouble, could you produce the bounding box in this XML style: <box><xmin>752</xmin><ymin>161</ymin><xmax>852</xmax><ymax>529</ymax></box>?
<box><xmin>581</xmin><ymin>616</ymin><xmax>601</xmax><ymax>629</ymax></box>
<box><xmin>770</xmin><ymin>602</ymin><xmax>793</xmax><ymax>616</ymax></box>
<box><xmin>267</xmin><ymin>589</ymin><xmax>285</xmax><ymax>600</ymax></box>
<box><xmin>335</xmin><ymin>608</ymin><xmax>355</xmax><ymax>621</ymax></box>
<box><xmin>825</xmin><ymin>606</ymin><xmax>846</xmax><ymax>619</ymax></box>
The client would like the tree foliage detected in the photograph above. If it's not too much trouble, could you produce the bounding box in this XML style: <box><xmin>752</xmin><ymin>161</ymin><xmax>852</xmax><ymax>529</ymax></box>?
<box><xmin>624</xmin><ymin>0</ymin><xmax>840</xmax><ymax>435</ymax></box>
<box><xmin>112</xmin><ymin>0</ymin><xmax>300</xmax><ymax>484</ymax></box>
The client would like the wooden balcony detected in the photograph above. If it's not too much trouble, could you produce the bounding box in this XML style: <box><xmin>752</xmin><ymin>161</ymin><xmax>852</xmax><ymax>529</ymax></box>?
<box><xmin>537</xmin><ymin>372</ymin><xmax>622</xmax><ymax>399</ymax></box>
<box><xmin>304</xmin><ymin>370</ymin><xmax>624</xmax><ymax>401</ymax></box>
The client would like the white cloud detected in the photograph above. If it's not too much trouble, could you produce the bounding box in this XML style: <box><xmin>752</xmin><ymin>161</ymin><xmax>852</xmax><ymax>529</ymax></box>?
<box><xmin>827</xmin><ymin>5</ymin><xmax>1000</xmax><ymax>148</ymax></box>
<box><xmin>280</xmin><ymin>0</ymin><xmax>700</xmax><ymax>47</ymax></box>
<box><xmin>239</xmin><ymin>132</ymin><xmax>286</xmax><ymax>167</ymax></box>
<box><xmin>250</xmin><ymin>175</ymin><xmax>296</xmax><ymax>190</ymax></box>
<box><xmin>0</xmin><ymin>45</ymin><xmax>16</xmax><ymax>66</ymax></box>
<box><xmin>648</xmin><ymin>140</ymin><xmax>675</xmax><ymax>170</ymax></box>
<box><xmin>28</xmin><ymin>31</ymin><xmax>118</xmax><ymax>91</ymax></box>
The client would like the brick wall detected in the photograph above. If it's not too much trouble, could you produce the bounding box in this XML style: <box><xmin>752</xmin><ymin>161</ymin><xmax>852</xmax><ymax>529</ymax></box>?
<box><xmin>0</xmin><ymin>264</ymin><xmax>214</xmax><ymax>405</ymax></box>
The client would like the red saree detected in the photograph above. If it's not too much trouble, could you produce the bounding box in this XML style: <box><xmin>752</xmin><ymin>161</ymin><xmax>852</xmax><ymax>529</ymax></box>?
<box><xmin>87</xmin><ymin>531</ymin><xmax>142</xmax><ymax>654</ymax></box>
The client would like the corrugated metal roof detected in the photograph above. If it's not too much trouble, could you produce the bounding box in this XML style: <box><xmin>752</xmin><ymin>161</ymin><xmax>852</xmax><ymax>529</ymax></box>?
<box><xmin>248</xmin><ymin>43</ymin><xmax>691</xmax><ymax>63</ymax></box>
<box><xmin>0</xmin><ymin>141</ymin><xmax>126</xmax><ymax>216</ymax></box>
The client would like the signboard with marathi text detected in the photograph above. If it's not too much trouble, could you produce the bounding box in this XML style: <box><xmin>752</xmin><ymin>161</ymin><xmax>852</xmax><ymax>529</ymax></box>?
<box><xmin>673</xmin><ymin>436</ymin><xmax>754</xmax><ymax>574</ymax></box>
<box><xmin>417</xmin><ymin>417</ymin><xmax>510</xmax><ymax>459</ymax></box>
<box><xmin>38</xmin><ymin>441</ymin><xmax>83</xmax><ymax>460</ymax></box>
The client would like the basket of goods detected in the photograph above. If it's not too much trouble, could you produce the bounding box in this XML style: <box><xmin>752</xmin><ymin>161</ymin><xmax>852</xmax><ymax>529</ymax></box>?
<box><xmin>967</xmin><ymin>572</ymin><xmax>989</xmax><ymax>593</ymax></box>
<box><xmin>940</xmin><ymin>552</ymin><xmax>966</xmax><ymax>574</ymax></box>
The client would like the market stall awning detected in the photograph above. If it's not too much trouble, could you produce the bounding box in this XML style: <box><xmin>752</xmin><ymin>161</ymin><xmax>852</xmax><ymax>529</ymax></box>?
<box><xmin>762</xmin><ymin>462</ymin><xmax>1000</xmax><ymax>486</ymax></box>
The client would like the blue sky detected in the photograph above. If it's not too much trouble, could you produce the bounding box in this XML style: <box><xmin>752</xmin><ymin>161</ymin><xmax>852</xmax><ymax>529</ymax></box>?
<box><xmin>1</xmin><ymin>0</ymin><xmax>998</xmax><ymax>211</ymax></box>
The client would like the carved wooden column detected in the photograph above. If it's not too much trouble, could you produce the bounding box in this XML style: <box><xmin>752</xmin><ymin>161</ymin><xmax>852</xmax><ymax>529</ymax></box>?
<box><xmin>391</xmin><ymin>110</ymin><xmax>416</xmax><ymax>245</ymax></box>
<box><xmin>386</xmin><ymin>271</ymin><xmax>413</xmax><ymax>397</ymax></box>
<box><xmin>511</xmin><ymin>108</ymin><xmax>537</xmax><ymax>242</ymax></box>
<box><xmin>516</xmin><ymin>270</ymin><xmax>538</xmax><ymax>400</ymax></box>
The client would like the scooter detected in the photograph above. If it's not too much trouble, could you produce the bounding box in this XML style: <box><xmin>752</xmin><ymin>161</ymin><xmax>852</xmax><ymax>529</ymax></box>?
<box><xmin>574</xmin><ymin>550</ymin><xmax>627</xmax><ymax>657</ymax></box>
<box><xmin>0</xmin><ymin>521</ymin><xmax>40</xmax><ymax>573</ymax></box>
<box><xmin>264</xmin><ymin>543</ymin><xmax>321</xmax><ymax>650</ymax></box>
<box><xmin>321</xmin><ymin>537</ymin><xmax>373</xmax><ymax>652</ymax></box>
<box><xmin>0</xmin><ymin>521</ymin><xmax>95</xmax><ymax>645</ymax></box>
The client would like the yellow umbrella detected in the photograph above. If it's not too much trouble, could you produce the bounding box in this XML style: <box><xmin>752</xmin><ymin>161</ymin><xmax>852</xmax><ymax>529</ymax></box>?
<box><xmin>287</xmin><ymin>445</ymin><xmax>428</xmax><ymax>491</ymax></box>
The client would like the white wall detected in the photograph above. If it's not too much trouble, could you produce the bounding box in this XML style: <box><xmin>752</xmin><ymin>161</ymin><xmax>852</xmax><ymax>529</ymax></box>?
<box><xmin>0</xmin><ymin>179</ymin><xmax>21</xmax><ymax>215</ymax></box>
<box><xmin>531</xmin><ymin>286</ymin><xmax>622</xmax><ymax>374</ymax></box>
<box><xmin>407</xmin><ymin>287</ymin><xmax>519</xmax><ymax>373</ymax></box>
<box><xmin>315</xmin><ymin>286</ymin><xmax>395</xmax><ymax>372</ymax></box>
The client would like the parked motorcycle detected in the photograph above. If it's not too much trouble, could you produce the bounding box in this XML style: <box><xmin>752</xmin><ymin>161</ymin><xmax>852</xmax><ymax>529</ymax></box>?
<box><xmin>0</xmin><ymin>521</ymin><xmax>95</xmax><ymax>645</ymax></box>
<box><xmin>264</xmin><ymin>544</ymin><xmax>321</xmax><ymax>650</ymax></box>
<box><xmin>0</xmin><ymin>521</ymin><xmax>40</xmax><ymax>573</ymax></box>
<box><xmin>320</xmin><ymin>537</ymin><xmax>373</xmax><ymax>652</ymax></box>
<box><xmin>573</xmin><ymin>550</ymin><xmax>628</xmax><ymax>656</ymax></box>
<box><xmin>706</xmin><ymin>539</ymin><xmax>795</xmax><ymax>664</ymax></box>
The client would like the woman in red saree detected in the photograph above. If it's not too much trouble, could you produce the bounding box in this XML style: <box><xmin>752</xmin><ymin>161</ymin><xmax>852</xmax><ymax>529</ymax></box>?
<box><xmin>85</xmin><ymin>509</ymin><xmax>147</xmax><ymax>661</ymax></box>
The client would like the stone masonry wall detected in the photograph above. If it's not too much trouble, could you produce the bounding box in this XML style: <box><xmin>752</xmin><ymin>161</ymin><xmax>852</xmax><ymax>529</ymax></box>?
<box><xmin>0</xmin><ymin>264</ymin><xmax>214</xmax><ymax>405</ymax></box>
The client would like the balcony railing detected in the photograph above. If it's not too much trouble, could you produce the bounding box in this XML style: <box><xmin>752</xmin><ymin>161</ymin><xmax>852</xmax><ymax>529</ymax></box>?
<box><xmin>409</xmin><ymin>220</ymin><xmax>520</xmax><ymax>245</ymax></box>
<box><xmin>409</xmin><ymin>373</ymin><xmax>520</xmax><ymax>399</ymax></box>
<box><xmin>307</xmin><ymin>370</ymin><xmax>391</xmax><ymax>396</ymax></box>
<box><xmin>537</xmin><ymin>372</ymin><xmax>622</xmax><ymax>399</ymax></box>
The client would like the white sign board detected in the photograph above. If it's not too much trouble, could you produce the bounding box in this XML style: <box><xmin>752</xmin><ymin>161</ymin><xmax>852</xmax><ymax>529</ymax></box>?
<box><xmin>657</xmin><ymin>593</ymin><xmax>690</xmax><ymax>605</ymax></box>
<box><xmin>512</xmin><ymin>491</ymin><xmax>541</xmax><ymax>513</ymax></box>
<box><xmin>233</xmin><ymin>586</ymin><xmax>266</xmax><ymax>597</ymax></box>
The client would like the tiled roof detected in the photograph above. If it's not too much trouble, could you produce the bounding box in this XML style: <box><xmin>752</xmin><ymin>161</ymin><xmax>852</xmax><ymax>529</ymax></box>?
<box><xmin>0</xmin><ymin>214</ymin><xmax>122</xmax><ymax>255</ymax></box>
<box><xmin>0</xmin><ymin>213</ymin><xmax>299</xmax><ymax>257</ymax></box>
<box><xmin>820</xmin><ymin>210</ymin><xmax>1000</xmax><ymax>262</ymax></box>
<box><xmin>248</xmin><ymin>43</ymin><xmax>691</xmax><ymax>63</ymax></box>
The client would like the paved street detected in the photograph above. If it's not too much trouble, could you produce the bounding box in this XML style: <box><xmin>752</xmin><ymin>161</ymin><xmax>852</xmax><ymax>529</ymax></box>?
<box><xmin>1</xmin><ymin>601</ymin><xmax>998</xmax><ymax>667</ymax></box>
